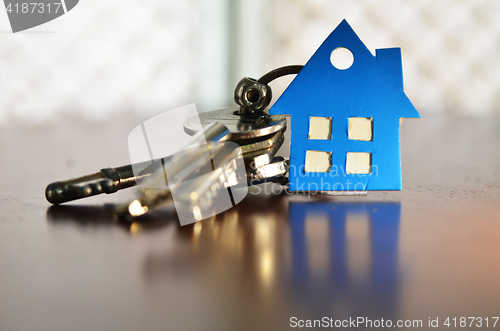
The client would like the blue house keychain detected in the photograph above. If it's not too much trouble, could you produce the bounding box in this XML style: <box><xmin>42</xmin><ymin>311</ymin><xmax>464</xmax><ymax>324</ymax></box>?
<box><xmin>267</xmin><ymin>19</ymin><xmax>420</xmax><ymax>192</ymax></box>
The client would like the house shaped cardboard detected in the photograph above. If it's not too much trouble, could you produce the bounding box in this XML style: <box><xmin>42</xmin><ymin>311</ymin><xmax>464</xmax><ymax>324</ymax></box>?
<box><xmin>269</xmin><ymin>20</ymin><xmax>420</xmax><ymax>192</ymax></box>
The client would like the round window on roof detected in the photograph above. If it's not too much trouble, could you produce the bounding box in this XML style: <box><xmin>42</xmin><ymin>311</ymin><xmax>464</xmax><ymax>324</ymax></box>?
<box><xmin>330</xmin><ymin>47</ymin><xmax>354</xmax><ymax>70</ymax></box>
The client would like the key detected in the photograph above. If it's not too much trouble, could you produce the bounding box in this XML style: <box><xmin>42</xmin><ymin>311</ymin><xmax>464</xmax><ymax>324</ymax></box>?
<box><xmin>117</xmin><ymin>150</ymin><xmax>289</xmax><ymax>221</ymax></box>
<box><xmin>45</xmin><ymin>108</ymin><xmax>287</xmax><ymax>205</ymax></box>
<box><xmin>116</xmin><ymin>110</ymin><xmax>289</xmax><ymax>220</ymax></box>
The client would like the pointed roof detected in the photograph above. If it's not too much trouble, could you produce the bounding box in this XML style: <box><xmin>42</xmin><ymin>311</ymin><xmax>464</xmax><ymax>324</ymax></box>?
<box><xmin>269</xmin><ymin>19</ymin><xmax>420</xmax><ymax>119</ymax></box>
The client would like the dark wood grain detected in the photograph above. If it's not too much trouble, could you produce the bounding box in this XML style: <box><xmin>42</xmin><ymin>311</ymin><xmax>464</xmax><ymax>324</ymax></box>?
<box><xmin>0</xmin><ymin>115</ymin><xmax>499</xmax><ymax>331</ymax></box>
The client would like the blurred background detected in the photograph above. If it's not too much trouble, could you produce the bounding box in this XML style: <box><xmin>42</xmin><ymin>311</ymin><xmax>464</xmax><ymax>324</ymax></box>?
<box><xmin>0</xmin><ymin>0</ymin><xmax>499</xmax><ymax>125</ymax></box>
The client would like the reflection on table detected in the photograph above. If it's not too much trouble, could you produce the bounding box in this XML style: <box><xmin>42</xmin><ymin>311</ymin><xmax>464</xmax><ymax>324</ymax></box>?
<box><xmin>140</xmin><ymin>196</ymin><xmax>401</xmax><ymax>325</ymax></box>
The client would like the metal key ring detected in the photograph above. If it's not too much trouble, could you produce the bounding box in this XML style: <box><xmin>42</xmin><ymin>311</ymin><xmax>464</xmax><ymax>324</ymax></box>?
<box><xmin>234</xmin><ymin>65</ymin><xmax>304</xmax><ymax>114</ymax></box>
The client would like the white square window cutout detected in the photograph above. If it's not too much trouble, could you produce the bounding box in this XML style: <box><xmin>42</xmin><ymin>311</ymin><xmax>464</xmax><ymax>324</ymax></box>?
<box><xmin>346</xmin><ymin>152</ymin><xmax>371</xmax><ymax>174</ymax></box>
<box><xmin>348</xmin><ymin>117</ymin><xmax>372</xmax><ymax>141</ymax></box>
<box><xmin>305</xmin><ymin>150</ymin><xmax>331</xmax><ymax>172</ymax></box>
<box><xmin>309</xmin><ymin>117</ymin><xmax>332</xmax><ymax>140</ymax></box>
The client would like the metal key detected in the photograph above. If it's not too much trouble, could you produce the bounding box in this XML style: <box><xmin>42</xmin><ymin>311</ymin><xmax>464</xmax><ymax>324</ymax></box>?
<box><xmin>45</xmin><ymin>108</ymin><xmax>287</xmax><ymax>205</ymax></box>
<box><xmin>116</xmin><ymin>110</ymin><xmax>289</xmax><ymax>220</ymax></box>
<box><xmin>117</xmin><ymin>144</ymin><xmax>289</xmax><ymax>221</ymax></box>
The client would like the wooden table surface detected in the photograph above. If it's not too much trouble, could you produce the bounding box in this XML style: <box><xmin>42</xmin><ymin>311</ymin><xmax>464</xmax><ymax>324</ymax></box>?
<box><xmin>0</xmin><ymin>115</ymin><xmax>499</xmax><ymax>331</ymax></box>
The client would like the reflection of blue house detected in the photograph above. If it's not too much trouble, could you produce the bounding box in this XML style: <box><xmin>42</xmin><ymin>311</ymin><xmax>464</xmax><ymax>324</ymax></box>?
<box><xmin>269</xmin><ymin>20</ymin><xmax>420</xmax><ymax>191</ymax></box>
<box><xmin>289</xmin><ymin>202</ymin><xmax>401</xmax><ymax>318</ymax></box>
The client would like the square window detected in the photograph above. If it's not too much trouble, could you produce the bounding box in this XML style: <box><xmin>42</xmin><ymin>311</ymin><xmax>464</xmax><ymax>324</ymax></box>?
<box><xmin>309</xmin><ymin>117</ymin><xmax>332</xmax><ymax>140</ymax></box>
<box><xmin>346</xmin><ymin>152</ymin><xmax>371</xmax><ymax>174</ymax></box>
<box><xmin>348</xmin><ymin>117</ymin><xmax>372</xmax><ymax>141</ymax></box>
<box><xmin>305</xmin><ymin>150</ymin><xmax>331</xmax><ymax>172</ymax></box>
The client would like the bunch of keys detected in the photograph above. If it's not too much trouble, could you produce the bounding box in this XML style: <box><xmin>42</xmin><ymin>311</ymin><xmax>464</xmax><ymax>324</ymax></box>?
<box><xmin>45</xmin><ymin>66</ymin><xmax>303</xmax><ymax>223</ymax></box>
